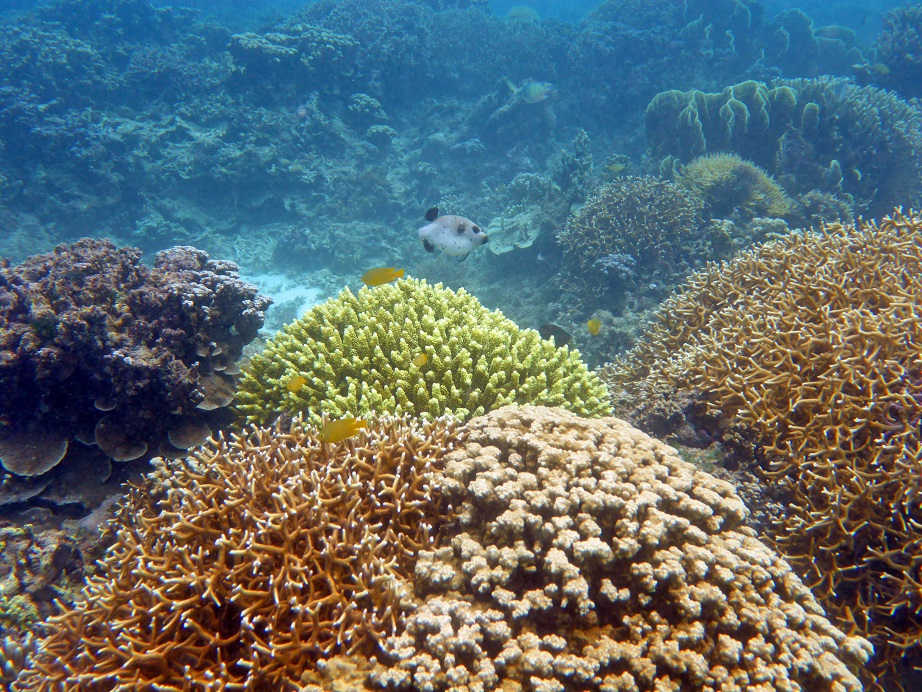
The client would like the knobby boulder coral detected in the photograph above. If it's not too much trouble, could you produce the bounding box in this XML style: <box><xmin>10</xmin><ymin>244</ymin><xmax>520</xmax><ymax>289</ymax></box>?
<box><xmin>235</xmin><ymin>278</ymin><xmax>611</xmax><ymax>425</ymax></box>
<box><xmin>14</xmin><ymin>413</ymin><xmax>459</xmax><ymax>690</ymax></box>
<box><xmin>677</xmin><ymin>153</ymin><xmax>792</xmax><ymax>220</ymax></box>
<box><xmin>371</xmin><ymin>406</ymin><xmax>871</xmax><ymax>692</ymax></box>
<box><xmin>0</xmin><ymin>239</ymin><xmax>270</xmax><ymax>482</ymax></box>
<box><xmin>601</xmin><ymin>209</ymin><xmax>922</xmax><ymax>684</ymax></box>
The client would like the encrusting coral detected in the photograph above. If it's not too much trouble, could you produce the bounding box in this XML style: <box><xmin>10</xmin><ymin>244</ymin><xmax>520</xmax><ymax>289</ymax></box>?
<box><xmin>235</xmin><ymin>278</ymin><xmax>611</xmax><ymax>424</ymax></box>
<box><xmin>370</xmin><ymin>405</ymin><xmax>871</xmax><ymax>692</ymax></box>
<box><xmin>600</xmin><ymin>209</ymin><xmax>922</xmax><ymax>683</ymax></box>
<box><xmin>13</xmin><ymin>413</ymin><xmax>460</xmax><ymax>690</ymax></box>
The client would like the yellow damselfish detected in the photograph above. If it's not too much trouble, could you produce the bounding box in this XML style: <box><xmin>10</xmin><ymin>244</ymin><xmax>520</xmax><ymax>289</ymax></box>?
<box><xmin>361</xmin><ymin>267</ymin><xmax>405</xmax><ymax>287</ymax></box>
<box><xmin>318</xmin><ymin>417</ymin><xmax>367</xmax><ymax>443</ymax></box>
<box><xmin>287</xmin><ymin>375</ymin><xmax>307</xmax><ymax>392</ymax></box>
<box><xmin>413</xmin><ymin>353</ymin><xmax>428</xmax><ymax>367</ymax></box>
<box><xmin>587</xmin><ymin>319</ymin><xmax>602</xmax><ymax>335</ymax></box>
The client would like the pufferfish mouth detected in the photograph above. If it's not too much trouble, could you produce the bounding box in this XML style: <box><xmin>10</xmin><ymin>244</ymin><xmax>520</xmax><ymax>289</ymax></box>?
<box><xmin>481</xmin><ymin>235</ymin><xmax>489</xmax><ymax>244</ymax></box>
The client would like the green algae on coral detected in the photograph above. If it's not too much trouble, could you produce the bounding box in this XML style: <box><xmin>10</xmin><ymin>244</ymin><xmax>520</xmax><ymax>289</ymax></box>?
<box><xmin>235</xmin><ymin>278</ymin><xmax>611</xmax><ymax>424</ymax></box>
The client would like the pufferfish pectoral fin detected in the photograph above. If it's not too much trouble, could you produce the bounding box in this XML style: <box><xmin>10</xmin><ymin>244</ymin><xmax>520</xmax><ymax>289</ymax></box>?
<box><xmin>423</xmin><ymin>238</ymin><xmax>436</xmax><ymax>253</ymax></box>
<box><xmin>457</xmin><ymin>251</ymin><xmax>470</xmax><ymax>263</ymax></box>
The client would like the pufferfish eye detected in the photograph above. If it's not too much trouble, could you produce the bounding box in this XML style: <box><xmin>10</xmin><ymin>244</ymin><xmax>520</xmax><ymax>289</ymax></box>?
<box><xmin>472</xmin><ymin>225</ymin><xmax>481</xmax><ymax>234</ymax></box>
<box><xmin>455</xmin><ymin>223</ymin><xmax>466</xmax><ymax>235</ymax></box>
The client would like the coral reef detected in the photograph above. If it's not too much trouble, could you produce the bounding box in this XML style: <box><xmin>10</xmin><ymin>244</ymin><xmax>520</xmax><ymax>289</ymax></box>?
<box><xmin>227</xmin><ymin>25</ymin><xmax>358</xmax><ymax>102</ymax></box>
<box><xmin>13</xmin><ymin>413</ymin><xmax>459</xmax><ymax>690</ymax></box>
<box><xmin>0</xmin><ymin>239</ymin><xmax>269</xmax><ymax>483</ymax></box>
<box><xmin>601</xmin><ymin>209</ymin><xmax>922</xmax><ymax>683</ymax></box>
<box><xmin>645</xmin><ymin>77</ymin><xmax>922</xmax><ymax>215</ymax></box>
<box><xmin>569</xmin><ymin>0</ymin><xmax>861</xmax><ymax>125</ymax></box>
<box><xmin>677</xmin><ymin>153</ymin><xmax>793</xmax><ymax>220</ymax></box>
<box><xmin>235</xmin><ymin>278</ymin><xmax>611</xmax><ymax>424</ymax></box>
<box><xmin>0</xmin><ymin>633</ymin><xmax>33</xmax><ymax>686</ymax></box>
<box><xmin>869</xmin><ymin>3</ymin><xmax>922</xmax><ymax>99</ymax></box>
<box><xmin>295</xmin><ymin>0</ymin><xmax>562</xmax><ymax>104</ymax></box>
<box><xmin>555</xmin><ymin>175</ymin><xmax>704</xmax><ymax>292</ymax></box>
<box><xmin>0</xmin><ymin>521</ymin><xmax>82</xmax><ymax>626</ymax></box>
<box><xmin>371</xmin><ymin>405</ymin><xmax>871</xmax><ymax>692</ymax></box>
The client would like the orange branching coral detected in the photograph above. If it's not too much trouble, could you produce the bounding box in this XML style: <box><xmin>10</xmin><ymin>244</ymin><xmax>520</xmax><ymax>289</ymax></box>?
<box><xmin>601</xmin><ymin>209</ymin><xmax>922</xmax><ymax>683</ymax></box>
<box><xmin>14</xmin><ymin>414</ymin><xmax>459</xmax><ymax>691</ymax></box>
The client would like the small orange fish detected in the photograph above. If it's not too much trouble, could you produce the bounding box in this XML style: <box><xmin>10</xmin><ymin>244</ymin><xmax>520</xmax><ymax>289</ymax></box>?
<box><xmin>587</xmin><ymin>319</ymin><xmax>602</xmax><ymax>336</ymax></box>
<box><xmin>287</xmin><ymin>375</ymin><xmax>307</xmax><ymax>393</ymax></box>
<box><xmin>318</xmin><ymin>417</ymin><xmax>367</xmax><ymax>444</ymax></box>
<box><xmin>413</xmin><ymin>353</ymin><xmax>428</xmax><ymax>367</ymax></box>
<box><xmin>361</xmin><ymin>267</ymin><xmax>405</xmax><ymax>287</ymax></box>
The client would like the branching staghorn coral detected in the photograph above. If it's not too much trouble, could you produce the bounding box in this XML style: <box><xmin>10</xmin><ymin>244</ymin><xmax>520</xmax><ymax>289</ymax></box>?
<box><xmin>235</xmin><ymin>278</ymin><xmax>611</xmax><ymax>424</ymax></box>
<box><xmin>14</xmin><ymin>414</ymin><xmax>459</xmax><ymax>690</ymax></box>
<box><xmin>370</xmin><ymin>405</ymin><xmax>871</xmax><ymax>692</ymax></box>
<box><xmin>601</xmin><ymin>209</ymin><xmax>922</xmax><ymax>685</ymax></box>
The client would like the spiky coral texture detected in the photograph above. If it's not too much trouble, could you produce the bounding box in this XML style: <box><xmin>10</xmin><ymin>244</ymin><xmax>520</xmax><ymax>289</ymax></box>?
<box><xmin>601</xmin><ymin>209</ymin><xmax>922</xmax><ymax>681</ymax></box>
<box><xmin>14</xmin><ymin>414</ymin><xmax>458</xmax><ymax>691</ymax></box>
<box><xmin>235</xmin><ymin>278</ymin><xmax>611</xmax><ymax>424</ymax></box>
<box><xmin>677</xmin><ymin>152</ymin><xmax>792</xmax><ymax>219</ymax></box>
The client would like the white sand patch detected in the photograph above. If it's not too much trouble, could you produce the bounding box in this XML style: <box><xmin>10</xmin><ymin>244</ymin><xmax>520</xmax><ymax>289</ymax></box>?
<box><xmin>244</xmin><ymin>272</ymin><xmax>323</xmax><ymax>333</ymax></box>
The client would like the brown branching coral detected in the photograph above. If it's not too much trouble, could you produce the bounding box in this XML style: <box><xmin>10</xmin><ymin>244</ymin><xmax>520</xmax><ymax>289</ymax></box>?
<box><xmin>601</xmin><ymin>209</ymin><xmax>922</xmax><ymax>685</ymax></box>
<box><xmin>556</xmin><ymin>175</ymin><xmax>703</xmax><ymax>282</ymax></box>
<box><xmin>370</xmin><ymin>405</ymin><xmax>871</xmax><ymax>692</ymax></box>
<box><xmin>14</xmin><ymin>414</ymin><xmax>459</xmax><ymax>691</ymax></box>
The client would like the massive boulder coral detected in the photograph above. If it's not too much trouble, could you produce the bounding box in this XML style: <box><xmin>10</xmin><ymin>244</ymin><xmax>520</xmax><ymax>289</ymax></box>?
<box><xmin>371</xmin><ymin>406</ymin><xmax>871</xmax><ymax>692</ymax></box>
<box><xmin>0</xmin><ymin>238</ymin><xmax>270</xmax><ymax>482</ymax></box>
<box><xmin>235</xmin><ymin>278</ymin><xmax>611</xmax><ymax>424</ymax></box>
<box><xmin>676</xmin><ymin>153</ymin><xmax>792</xmax><ymax>220</ymax></box>
<box><xmin>601</xmin><ymin>209</ymin><xmax>922</xmax><ymax>683</ymax></box>
<box><xmin>13</xmin><ymin>414</ymin><xmax>459</xmax><ymax>690</ymax></box>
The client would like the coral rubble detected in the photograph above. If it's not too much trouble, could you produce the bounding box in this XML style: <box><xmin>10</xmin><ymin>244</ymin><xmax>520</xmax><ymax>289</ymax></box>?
<box><xmin>601</xmin><ymin>209</ymin><xmax>922</xmax><ymax>683</ymax></box>
<box><xmin>371</xmin><ymin>405</ymin><xmax>871</xmax><ymax>692</ymax></box>
<box><xmin>235</xmin><ymin>278</ymin><xmax>611</xmax><ymax>424</ymax></box>
<box><xmin>14</xmin><ymin>413</ymin><xmax>459</xmax><ymax>690</ymax></box>
<box><xmin>0</xmin><ymin>238</ymin><xmax>270</xmax><ymax>483</ymax></box>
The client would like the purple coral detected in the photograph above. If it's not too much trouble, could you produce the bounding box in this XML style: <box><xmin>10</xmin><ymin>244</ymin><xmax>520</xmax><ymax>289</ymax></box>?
<box><xmin>0</xmin><ymin>238</ymin><xmax>270</xmax><ymax>480</ymax></box>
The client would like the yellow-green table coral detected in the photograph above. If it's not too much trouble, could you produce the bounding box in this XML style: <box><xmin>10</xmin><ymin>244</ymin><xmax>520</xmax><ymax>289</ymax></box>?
<box><xmin>235</xmin><ymin>278</ymin><xmax>611</xmax><ymax>423</ymax></box>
